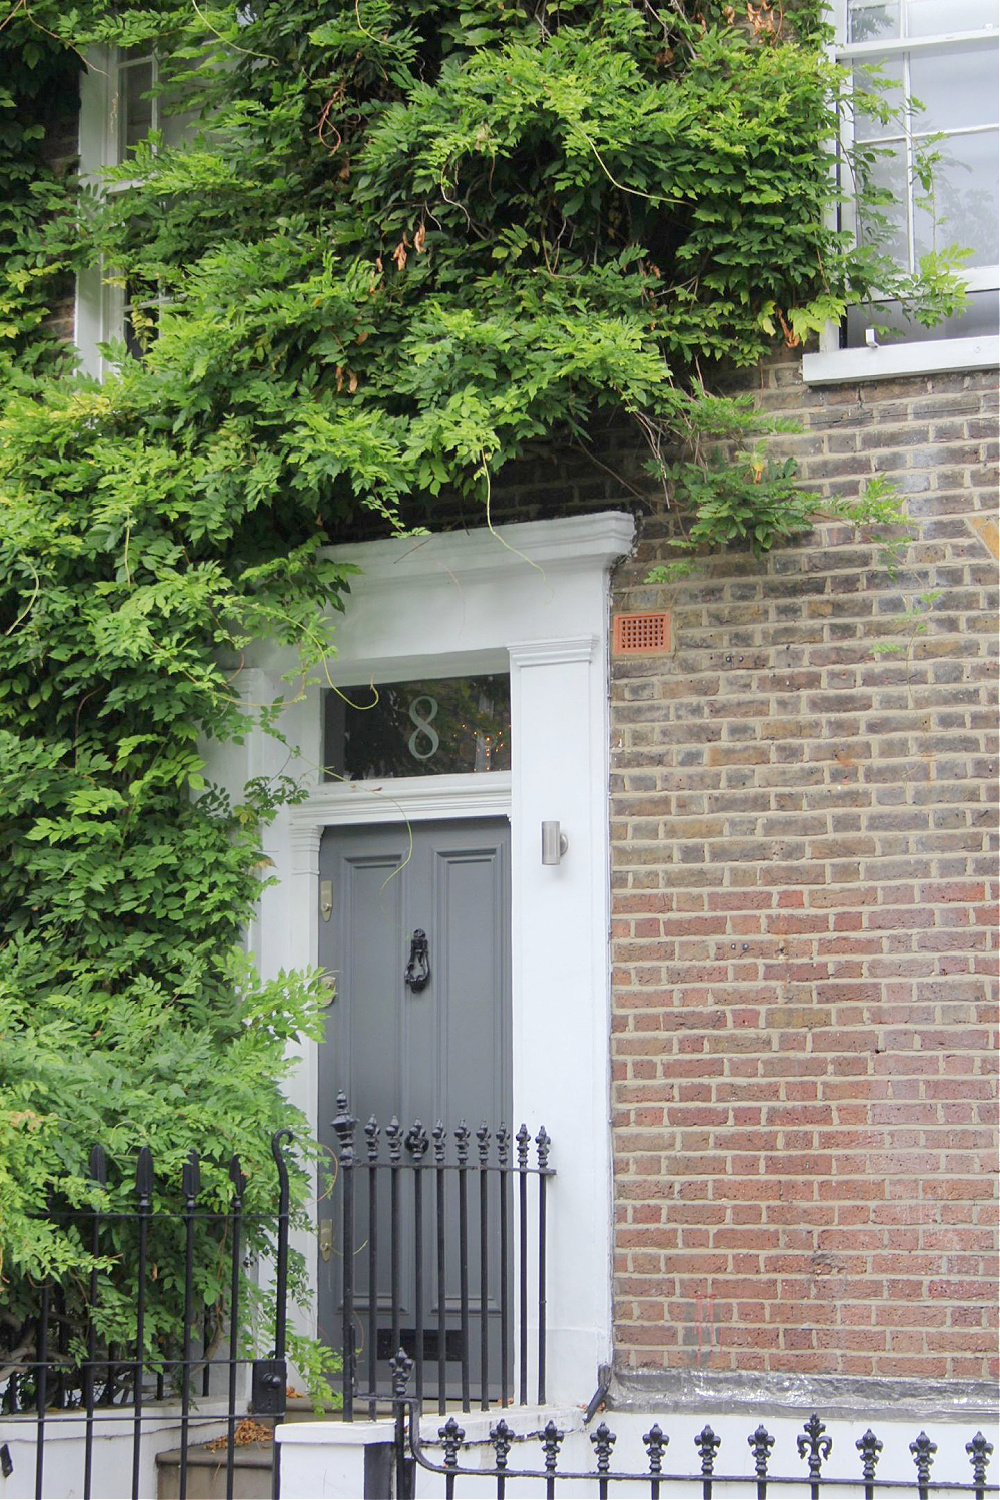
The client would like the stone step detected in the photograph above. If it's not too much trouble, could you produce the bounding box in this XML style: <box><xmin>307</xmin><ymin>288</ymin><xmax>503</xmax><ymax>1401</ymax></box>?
<box><xmin>155</xmin><ymin>1408</ymin><xmax>339</xmax><ymax>1500</ymax></box>
<box><xmin>155</xmin><ymin>1437</ymin><xmax>273</xmax><ymax>1500</ymax></box>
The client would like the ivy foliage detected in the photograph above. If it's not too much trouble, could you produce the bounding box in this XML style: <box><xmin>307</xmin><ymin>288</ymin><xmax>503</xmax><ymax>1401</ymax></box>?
<box><xmin>0</xmin><ymin>0</ymin><xmax>966</xmax><ymax>1382</ymax></box>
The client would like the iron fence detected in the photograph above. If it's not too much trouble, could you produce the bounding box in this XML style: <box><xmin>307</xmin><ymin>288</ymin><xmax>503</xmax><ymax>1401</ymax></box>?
<box><xmin>389</xmin><ymin>1352</ymin><xmax>997</xmax><ymax>1500</ymax></box>
<box><xmin>0</xmin><ymin>1132</ymin><xmax>292</xmax><ymax>1500</ymax></box>
<box><xmin>328</xmin><ymin>1093</ymin><xmax>554</xmax><ymax>1420</ymax></box>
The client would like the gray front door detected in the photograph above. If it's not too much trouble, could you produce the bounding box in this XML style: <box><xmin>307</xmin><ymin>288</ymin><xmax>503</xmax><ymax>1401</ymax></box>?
<box><xmin>317</xmin><ymin>818</ymin><xmax>511</xmax><ymax>1398</ymax></box>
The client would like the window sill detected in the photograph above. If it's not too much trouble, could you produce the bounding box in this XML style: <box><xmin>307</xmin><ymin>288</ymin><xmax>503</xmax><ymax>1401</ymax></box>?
<box><xmin>802</xmin><ymin>335</ymin><xmax>1000</xmax><ymax>386</ymax></box>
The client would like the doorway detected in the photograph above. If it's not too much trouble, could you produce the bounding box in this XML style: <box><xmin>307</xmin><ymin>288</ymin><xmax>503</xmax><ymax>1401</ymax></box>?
<box><xmin>316</xmin><ymin>818</ymin><xmax>512</xmax><ymax>1399</ymax></box>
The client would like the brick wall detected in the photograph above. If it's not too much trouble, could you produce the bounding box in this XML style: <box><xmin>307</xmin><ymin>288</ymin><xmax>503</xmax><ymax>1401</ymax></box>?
<box><xmin>609</xmin><ymin>363</ymin><xmax>999</xmax><ymax>1385</ymax></box>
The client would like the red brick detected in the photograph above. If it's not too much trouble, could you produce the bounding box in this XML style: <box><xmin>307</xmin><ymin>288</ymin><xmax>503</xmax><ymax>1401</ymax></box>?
<box><xmin>609</xmin><ymin>365</ymin><xmax>998</xmax><ymax>1384</ymax></box>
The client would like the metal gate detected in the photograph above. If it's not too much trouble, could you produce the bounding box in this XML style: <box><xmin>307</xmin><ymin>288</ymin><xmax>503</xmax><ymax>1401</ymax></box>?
<box><xmin>0</xmin><ymin>1132</ymin><xmax>292</xmax><ymax>1500</ymax></box>
<box><xmin>326</xmin><ymin>1094</ymin><xmax>554</xmax><ymax>1419</ymax></box>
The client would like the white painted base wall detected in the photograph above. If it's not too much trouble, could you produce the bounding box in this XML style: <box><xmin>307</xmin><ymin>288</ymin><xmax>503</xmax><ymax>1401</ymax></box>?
<box><xmin>275</xmin><ymin>1407</ymin><xmax>1000</xmax><ymax>1500</ymax></box>
<box><xmin>0</xmin><ymin>1403</ymin><xmax>232</xmax><ymax>1500</ymax></box>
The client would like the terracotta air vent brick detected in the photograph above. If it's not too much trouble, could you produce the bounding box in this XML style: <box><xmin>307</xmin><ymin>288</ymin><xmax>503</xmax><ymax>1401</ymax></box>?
<box><xmin>613</xmin><ymin>611</ymin><xmax>671</xmax><ymax>656</ymax></box>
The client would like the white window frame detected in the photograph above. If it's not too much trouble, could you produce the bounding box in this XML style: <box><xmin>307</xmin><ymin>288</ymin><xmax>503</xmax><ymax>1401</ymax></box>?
<box><xmin>803</xmin><ymin>1</ymin><xmax>1000</xmax><ymax>384</ymax></box>
<box><xmin>75</xmin><ymin>45</ymin><xmax>169</xmax><ymax>378</ymax></box>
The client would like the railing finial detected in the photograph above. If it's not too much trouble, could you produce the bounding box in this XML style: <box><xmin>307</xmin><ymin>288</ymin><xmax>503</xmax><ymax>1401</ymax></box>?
<box><xmin>541</xmin><ymin>1420</ymin><xmax>564</xmax><ymax>1476</ymax></box>
<box><xmin>798</xmin><ymin>1414</ymin><xmax>832</xmax><ymax>1478</ymax></box>
<box><xmin>644</xmin><ymin>1422</ymin><xmax>668</xmax><ymax>1475</ymax></box>
<box><xmin>491</xmin><ymin>1418</ymin><xmax>515</xmax><ymax>1471</ymax></box>
<box><xmin>439</xmin><ymin>1417</ymin><xmax>465</xmax><ymax>1469</ymax></box>
<box><xmin>749</xmin><ymin>1424</ymin><xmax>774</xmax><ymax>1480</ymax></box>
<box><xmin>404</xmin><ymin>1119</ymin><xmax>429</xmax><ymax>1160</ymax></box>
<box><xmin>857</xmin><ymin>1429</ymin><xmax>883</xmax><ymax>1483</ymax></box>
<box><xmin>390</xmin><ymin>1348</ymin><xmax>413</xmax><ymax>1399</ymax></box>
<box><xmin>332</xmin><ymin>1091</ymin><xmax>356</xmax><ymax>1167</ymax></box>
<box><xmin>911</xmin><ymin>1432</ymin><xmax>938</xmax><ymax>1487</ymax></box>
<box><xmin>967</xmin><ymin>1432</ymin><xmax>995</xmax><ymax>1489</ymax></box>
<box><xmin>696</xmin><ymin>1425</ymin><xmax>721</xmax><ymax>1478</ymax></box>
<box><xmin>364</xmin><ymin>1114</ymin><xmax>380</xmax><ymax>1164</ymax></box>
<box><xmin>591</xmin><ymin>1421</ymin><xmax>617</xmax><ymax>1474</ymax></box>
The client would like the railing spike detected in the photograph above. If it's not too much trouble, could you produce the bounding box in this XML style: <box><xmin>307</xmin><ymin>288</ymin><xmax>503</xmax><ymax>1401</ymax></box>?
<box><xmin>967</xmin><ymin>1432</ymin><xmax>994</xmax><ymax>1487</ymax></box>
<box><xmin>696</xmin><ymin>1425</ymin><xmax>721</xmax><ymax>1476</ymax></box>
<box><xmin>386</xmin><ymin>1115</ymin><xmax>402</xmax><ymax>1163</ymax></box>
<box><xmin>404</xmin><ymin>1120</ymin><xmax>429</xmax><ymax>1160</ymax></box>
<box><xmin>390</xmin><ymin>1348</ymin><xmax>413</xmax><ymax>1398</ymax></box>
<box><xmin>182</xmin><ymin>1150</ymin><xmax>200</xmax><ymax>1204</ymax></box>
<box><xmin>432</xmin><ymin>1120</ymin><xmax>446</xmax><ymax>1164</ymax></box>
<box><xmin>332</xmin><ymin>1092</ymin><xmax>356</xmax><ymax>1167</ymax></box>
<box><xmin>911</xmin><ymin>1432</ymin><xmax>938</xmax><ymax>1487</ymax></box>
<box><xmin>477</xmin><ymin>1121</ymin><xmax>491</xmax><ymax>1164</ymax></box>
<box><xmin>135</xmin><ymin>1146</ymin><xmax>154</xmax><ymax>1206</ymax></box>
<box><xmin>749</xmin><ymin>1424</ymin><xmax>774</xmax><ymax>1479</ymax></box>
<box><xmin>439</xmin><ymin>1416</ymin><xmax>465</xmax><ymax>1468</ymax></box>
<box><xmin>491</xmin><ymin>1418</ymin><xmax>515</xmax><ymax>1470</ymax></box>
<box><xmin>591</xmin><ymin>1421</ymin><xmax>617</xmax><ymax>1474</ymax></box>
<box><xmin>497</xmin><ymin>1123</ymin><xmax>510</xmax><ymax>1166</ymax></box>
<box><xmin>516</xmin><ymin>1124</ymin><xmax>530</xmax><ymax>1167</ymax></box>
<box><xmin>535</xmin><ymin>1125</ymin><xmax>551</xmax><ymax>1170</ymax></box>
<box><xmin>857</xmin><ymin>1429</ymin><xmax>883</xmax><ymax>1483</ymax></box>
<box><xmin>644</xmin><ymin>1422</ymin><xmax>668</xmax><ymax>1474</ymax></box>
<box><xmin>455</xmin><ymin>1120</ymin><xmax>470</xmax><ymax>1164</ymax></box>
<box><xmin>364</xmin><ymin>1114</ymin><xmax>380</xmax><ymax>1163</ymax></box>
<box><xmin>228</xmin><ymin>1154</ymin><xmax>246</xmax><ymax>1200</ymax></box>
<box><xmin>797</xmin><ymin>1414</ymin><xmax>832</xmax><ymax>1477</ymax></box>
<box><xmin>541</xmin><ymin>1419</ymin><xmax>564</xmax><ymax>1475</ymax></box>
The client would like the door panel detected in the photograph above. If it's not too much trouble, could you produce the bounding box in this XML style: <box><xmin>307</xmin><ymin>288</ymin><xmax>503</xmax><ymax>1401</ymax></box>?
<box><xmin>317</xmin><ymin>818</ymin><xmax>511</xmax><ymax>1400</ymax></box>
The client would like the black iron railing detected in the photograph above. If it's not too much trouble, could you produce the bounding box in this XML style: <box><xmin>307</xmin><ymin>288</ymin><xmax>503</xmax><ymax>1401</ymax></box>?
<box><xmin>329</xmin><ymin>1093</ymin><xmax>554</xmax><ymax>1420</ymax></box>
<box><xmin>1</xmin><ymin>1132</ymin><xmax>293</xmax><ymax>1500</ymax></box>
<box><xmin>387</xmin><ymin>1353</ymin><xmax>997</xmax><ymax>1500</ymax></box>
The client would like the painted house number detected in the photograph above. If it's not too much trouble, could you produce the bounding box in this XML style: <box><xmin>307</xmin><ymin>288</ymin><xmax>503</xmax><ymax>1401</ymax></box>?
<box><xmin>407</xmin><ymin>695</ymin><xmax>440</xmax><ymax>760</ymax></box>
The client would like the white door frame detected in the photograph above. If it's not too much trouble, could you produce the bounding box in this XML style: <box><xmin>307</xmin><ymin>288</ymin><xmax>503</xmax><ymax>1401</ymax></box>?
<box><xmin>232</xmin><ymin>511</ymin><xmax>635</xmax><ymax>1405</ymax></box>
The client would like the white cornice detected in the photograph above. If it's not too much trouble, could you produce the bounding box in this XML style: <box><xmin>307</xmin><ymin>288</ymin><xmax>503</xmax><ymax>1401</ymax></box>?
<box><xmin>322</xmin><ymin>511</ymin><xmax>636</xmax><ymax>586</ymax></box>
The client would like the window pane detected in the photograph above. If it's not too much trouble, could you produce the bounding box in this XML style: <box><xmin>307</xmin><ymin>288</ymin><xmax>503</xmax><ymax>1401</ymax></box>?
<box><xmin>324</xmin><ymin>676</ymin><xmax>512</xmax><ymax>781</ymax></box>
<box><xmin>852</xmin><ymin>57</ymin><xmax>905</xmax><ymax>138</ymax></box>
<box><xmin>909</xmin><ymin>42</ymin><xmax>1000</xmax><ymax>133</ymax></box>
<box><xmin>849</xmin><ymin>2</ymin><xmax>901</xmax><ymax>42</ymax></box>
<box><xmin>905</xmin><ymin>0</ymin><xmax>999</xmax><ymax>38</ymax></box>
<box><xmin>119</xmin><ymin>59</ymin><xmax>154</xmax><ymax>157</ymax></box>
<box><xmin>913</xmin><ymin>129</ymin><xmax>1000</xmax><ymax>262</ymax></box>
<box><xmin>846</xmin><ymin>286</ymin><xmax>1000</xmax><ymax>343</ymax></box>
<box><xmin>857</xmin><ymin>144</ymin><xmax>910</xmax><ymax>263</ymax></box>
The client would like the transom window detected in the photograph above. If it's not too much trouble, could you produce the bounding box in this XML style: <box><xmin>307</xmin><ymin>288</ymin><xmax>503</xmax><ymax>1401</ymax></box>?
<box><xmin>323</xmin><ymin>675</ymin><xmax>512</xmax><ymax>783</ymax></box>
<box><xmin>837</xmin><ymin>0</ymin><xmax>999</xmax><ymax>348</ymax></box>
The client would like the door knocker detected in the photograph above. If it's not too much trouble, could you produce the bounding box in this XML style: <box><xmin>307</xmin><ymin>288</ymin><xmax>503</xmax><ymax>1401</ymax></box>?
<box><xmin>404</xmin><ymin>929</ymin><xmax>430</xmax><ymax>992</ymax></box>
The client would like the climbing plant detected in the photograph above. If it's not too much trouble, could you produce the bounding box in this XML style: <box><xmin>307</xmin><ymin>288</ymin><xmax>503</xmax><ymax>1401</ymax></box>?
<box><xmin>0</xmin><ymin>0</ymin><xmax>967</xmax><ymax>1379</ymax></box>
